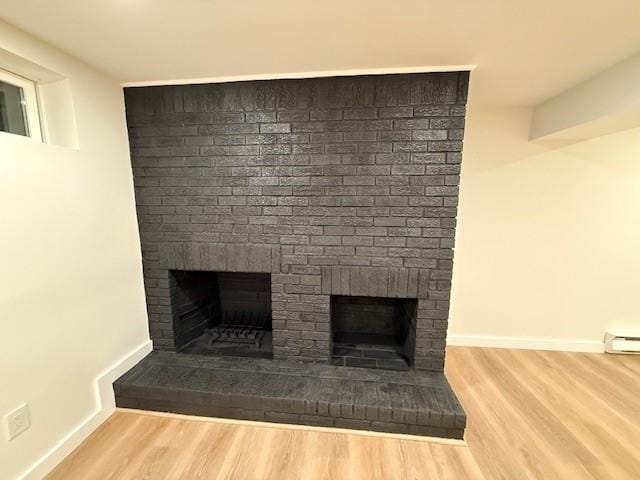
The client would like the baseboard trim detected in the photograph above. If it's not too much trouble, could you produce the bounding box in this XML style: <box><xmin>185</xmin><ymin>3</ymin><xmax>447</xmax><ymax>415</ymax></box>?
<box><xmin>447</xmin><ymin>334</ymin><xmax>605</xmax><ymax>353</ymax></box>
<box><xmin>15</xmin><ymin>334</ymin><xmax>603</xmax><ymax>478</ymax></box>
<box><xmin>19</xmin><ymin>339</ymin><xmax>153</xmax><ymax>480</ymax></box>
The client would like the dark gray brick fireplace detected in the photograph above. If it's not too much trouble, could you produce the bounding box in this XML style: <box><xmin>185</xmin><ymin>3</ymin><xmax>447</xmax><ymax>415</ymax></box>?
<box><xmin>117</xmin><ymin>72</ymin><xmax>469</xmax><ymax>438</ymax></box>
<box><xmin>127</xmin><ymin>72</ymin><xmax>467</xmax><ymax>371</ymax></box>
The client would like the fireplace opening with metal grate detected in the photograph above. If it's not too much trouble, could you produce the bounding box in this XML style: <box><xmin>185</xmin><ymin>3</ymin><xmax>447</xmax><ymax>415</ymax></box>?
<box><xmin>330</xmin><ymin>295</ymin><xmax>418</xmax><ymax>371</ymax></box>
<box><xmin>169</xmin><ymin>270</ymin><xmax>272</xmax><ymax>359</ymax></box>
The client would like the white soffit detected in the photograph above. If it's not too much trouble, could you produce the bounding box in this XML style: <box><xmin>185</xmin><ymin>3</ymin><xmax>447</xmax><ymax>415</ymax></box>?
<box><xmin>530</xmin><ymin>53</ymin><xmax>640</xmax><ymax>143</ymax></box>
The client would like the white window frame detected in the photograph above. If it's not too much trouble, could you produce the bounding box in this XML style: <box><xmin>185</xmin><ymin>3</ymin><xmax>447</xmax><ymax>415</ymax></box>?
<box><xmin>0</xmin><ymin>68</ymin><xmax>43</xmax><ymax>141</ymax></box>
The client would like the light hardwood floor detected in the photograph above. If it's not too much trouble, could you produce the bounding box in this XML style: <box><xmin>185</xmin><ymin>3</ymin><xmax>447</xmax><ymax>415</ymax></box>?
<box><xmin>47</xmin><ymin>347</ymin><xmax>640</xmax><ymax>480</ymax></box>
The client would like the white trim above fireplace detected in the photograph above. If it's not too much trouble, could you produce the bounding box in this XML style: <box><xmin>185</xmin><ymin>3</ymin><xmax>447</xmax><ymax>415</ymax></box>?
<box><xmin>121</xmin><ymin>64</ymin><xmax>476</xmax><ymax>88</ymax></box>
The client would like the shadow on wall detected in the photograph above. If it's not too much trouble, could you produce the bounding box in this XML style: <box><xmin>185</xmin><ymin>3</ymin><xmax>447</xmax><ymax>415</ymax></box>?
<box><xmin>450</xmin><ymin>106</ymin><xmax>640</xmax><ymax>344</ymax></box>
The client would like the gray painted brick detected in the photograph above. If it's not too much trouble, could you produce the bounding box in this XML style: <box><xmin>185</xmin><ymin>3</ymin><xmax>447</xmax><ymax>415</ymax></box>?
<box><xmin>125</xmin><ymin>72</ymin><xmax>469</xmax><ymax>369</ymax></box>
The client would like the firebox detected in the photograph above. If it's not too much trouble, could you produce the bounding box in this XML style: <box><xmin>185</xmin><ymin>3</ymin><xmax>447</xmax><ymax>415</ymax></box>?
<box><xmin>169</xmin><ymin>270</ymin><xmax>272</xmax><ymax>359</ymax></box>
<box><xmin>330</xmin><ymin>295</ymin><xmax>417</xmax><ymax>371</ymax></box>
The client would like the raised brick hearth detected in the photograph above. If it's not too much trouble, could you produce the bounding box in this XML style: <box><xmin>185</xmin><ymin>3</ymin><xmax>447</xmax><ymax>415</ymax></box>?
<box><xmin>117</xmin><ymin>71</ymin><xmax>470</xmax><ymax>438</ymax></box>
<box><xmin>115</xmin><ymin>351</ymin><xmax>466</xmax><ymax>439</ymax></box>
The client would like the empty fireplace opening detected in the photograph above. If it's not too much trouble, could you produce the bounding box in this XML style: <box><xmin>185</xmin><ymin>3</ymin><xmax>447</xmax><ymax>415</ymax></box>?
<box><xmin>169</xmin><ymin>270</ymin><xmax>272</xmax><ymax>359</ymax></box>
<box><xmin>330</xmin><ymin>295</ymin><xmax>417</xmax><ymax>371</ymax></box>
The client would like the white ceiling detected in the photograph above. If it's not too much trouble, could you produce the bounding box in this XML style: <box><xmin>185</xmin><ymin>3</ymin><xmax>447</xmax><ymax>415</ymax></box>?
<box><xmin>1</xmin><ymin>0</ymin><xmax>640</xmax><ymax>106</ymax></box>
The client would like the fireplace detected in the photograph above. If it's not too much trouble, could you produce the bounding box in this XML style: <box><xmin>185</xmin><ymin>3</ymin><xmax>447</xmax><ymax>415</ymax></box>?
<box><xmin>169</xmin><ymin>270</ymin><xmax>272</xmax><ymax>359</ymax></box>
<box><xmin>117</xmin><ymin>71</ymin><xmax>470</xmax><ymax>439</ymax></box>
<box><xmin>331</xmin><ymin>295</ymin><xmax>417</xmax><ymax>370</ymax></box>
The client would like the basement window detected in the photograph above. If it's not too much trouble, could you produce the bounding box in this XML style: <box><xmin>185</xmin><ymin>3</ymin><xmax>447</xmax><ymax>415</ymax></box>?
<box><xmin>0</xmin><ymin>69</ymin><xmax>42</xmax><ymax>141</ymax></box>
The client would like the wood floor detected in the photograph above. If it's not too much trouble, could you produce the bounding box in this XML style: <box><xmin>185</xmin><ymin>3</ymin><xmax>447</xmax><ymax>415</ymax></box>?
<box><xmin>47</xmin><ymin>347</ymin><xmax>640</xmax><ymax>480</ymax></box>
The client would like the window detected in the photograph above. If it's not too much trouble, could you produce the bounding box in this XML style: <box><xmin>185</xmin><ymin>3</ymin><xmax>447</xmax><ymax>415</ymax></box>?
<box><xmin>0</xmin><ymin>69</ymin><xmax>42</xmax><ymax>141</ymax></box>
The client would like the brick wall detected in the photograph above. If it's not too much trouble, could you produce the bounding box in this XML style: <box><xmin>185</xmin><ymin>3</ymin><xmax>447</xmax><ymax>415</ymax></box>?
<box><xmin>331</xmin><ymin>296</ymin><xmax>405</xmax><ymax>336</ymax></box>
<box><xmin>125</xmin><ymin>72</ymin><xmax>469</xmax><ymax>371</ymax></box>
<box><xmin>217</xmin><ymin>272</ymin><xmax>271</xmax><ymax>318</ymax></box>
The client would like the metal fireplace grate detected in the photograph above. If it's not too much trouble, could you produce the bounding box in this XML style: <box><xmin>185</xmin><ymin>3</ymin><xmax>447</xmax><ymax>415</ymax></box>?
<box><xmin>205</xmin><ymin>311</ymin><xmax>271</xmax><ymax>348</ymax></box>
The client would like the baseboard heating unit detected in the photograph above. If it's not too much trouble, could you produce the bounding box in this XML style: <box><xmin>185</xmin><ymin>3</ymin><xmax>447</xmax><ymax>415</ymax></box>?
<box><xmin>604</xmin><ymin>331</ymin><xmax>640</xmax><ymax>354</ymax></box>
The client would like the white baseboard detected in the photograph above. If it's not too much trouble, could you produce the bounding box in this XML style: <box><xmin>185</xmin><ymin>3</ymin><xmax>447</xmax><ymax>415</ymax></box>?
<box><xmin>14</xmin><ymin>333</ymin><xmax>603</xmax><ymax>478</ymax></box>
<box><xmin>19</xmin><ymin>339</ymin><xmax>153</xmax><ymax>480</ymax></box>
<box><xmin>447</xmin><ymin>334</ymin><xmax>604</xmax><ymax>353</ymax></box>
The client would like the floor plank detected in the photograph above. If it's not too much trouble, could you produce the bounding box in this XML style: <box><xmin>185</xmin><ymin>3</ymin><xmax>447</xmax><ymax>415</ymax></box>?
<box><xmin>47</xmin><ymin>347</ymin><xmax>640</xmax><ymax>480</ymax></box>
<box><xmin>446</xmin><ymin>347</ymin><xmax>640</xmax><ymax>480</ymax></box>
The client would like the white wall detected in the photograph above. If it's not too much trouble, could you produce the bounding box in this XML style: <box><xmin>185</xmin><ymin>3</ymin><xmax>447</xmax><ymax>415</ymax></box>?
<box><xmin>0</xmin><ymin>21</ymin><xmax>150</xmax><ymax>480</ymax></box>
<box><xmin>450</xmin><ymin>107</ymin><xmax>640</xmax><ymax>350</ymax></box>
